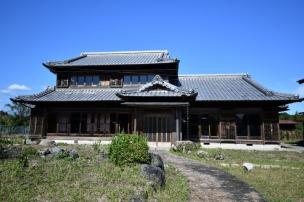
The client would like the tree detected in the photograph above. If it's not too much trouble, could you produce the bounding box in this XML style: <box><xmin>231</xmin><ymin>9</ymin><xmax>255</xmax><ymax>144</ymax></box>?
<box><xmin>4</xmin><ymin>102</ymin><xmax>30</xmax><ymax>126</ymax></box>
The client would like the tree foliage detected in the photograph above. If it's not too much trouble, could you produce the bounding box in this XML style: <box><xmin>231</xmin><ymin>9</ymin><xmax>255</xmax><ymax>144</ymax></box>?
<box><xmin>0</xmin><ymin>101</ymin><xmax>30</xmax><ymax>126</ymax></box>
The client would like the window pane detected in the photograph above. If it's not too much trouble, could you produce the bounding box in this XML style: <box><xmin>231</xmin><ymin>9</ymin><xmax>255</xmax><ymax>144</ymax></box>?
<box><xmin>78</xmin><ymin>76</ymin><xmax>85</xmax><ymax>85</ymax></box>
<box><xmin>92</xmin><ymin>76</ymin><xmax>99</xmax><ymax>85</ymax></box>
<box><xmin>140</xmin><ymin>75</ymin><xmax>147</xmax><ymax>84</ymax></box>
<box><xmin>147</xmin><ymin>75</ymin><xmax>154</xmax><ymax>82</ymax></box>
<box><xmin>124</xmin><ymin>75</ymin><xmax>131</xmax><ymax>84</ymax></box>
<box><xmin>85</xmin><ymin>76</ymin><xmax>93</xmax><ymax>85</ymax></box>
<box><xmin>71</xmin><ymin>76</ymin><xmax>77</xmax><ymax>85</ymax></box>
<box><xmin>131</xmin><ymin>75</ymin><xmax>139</xmax><ymax>84</ymax></box>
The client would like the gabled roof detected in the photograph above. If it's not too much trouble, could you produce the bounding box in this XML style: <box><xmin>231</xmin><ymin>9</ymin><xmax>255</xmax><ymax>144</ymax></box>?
<box><xmin>43</xmin><ymin>50</ymin><xmax>178</xmax><ymax>68</ymax></box>
<box><xmin>117</xmin><ymin>75</ymin><xmax>197</xmax><ymax>98</ymax></box>
<box><xmin>12</xmin><ymin>74</ymin><xmax>301</xmax><ymax>104</ymax></box>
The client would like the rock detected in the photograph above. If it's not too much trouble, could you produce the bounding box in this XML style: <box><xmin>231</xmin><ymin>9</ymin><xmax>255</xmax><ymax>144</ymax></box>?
<box><xmin>68</xmin><ymin>149</ymin><xmax>79</xmax><ymax>159</ymax></box>
<box><xmin>141</xmin><ymin>164</ymin><xmax>165</xmax><ymax>188</ymax></box>
<box><xmin>129</xmin><ymin>189</ymin><xmax>148</xmax><ymax>202</ymax></box>
<box><xmin>25</xmin><ymin>139</ymin><xmax>33</xmax><ymax>145</ymax></box>
<box><xmin>196</xmin><ymin>150</ymin><xmax>208</xmax><ymax>158</ymax></box>
<box><xmin>214</xmin><ymin>153</ymin><xmax>225</xmax><ymax>160</ymax></box>
<box><xmin>49</xmin><ymin>147</ymin><xmax>64</xmax><ymax>155</ymax></box>
<box><xmin>187</xmin><ymin>150</ymin><xmax>192</xmax><ymax>154</ymax></box>
<box><xmin>243</xmin><ymin>163</ymin><xmax>254</xmax><ymax>171</ymax></box>
<box><xmin>150</xmin><ymin>153</ymin><xmax>164</xmax><ymax>171</ymax></box>
<box><xmin>39</xmin><ymin>139</ymin><xmax>56</xmax><ymax>147</ymax></box>
<box><xmin>38</xmin><ymin>148</ymin><xmax>51</xmax><ymax>156</ymax></box>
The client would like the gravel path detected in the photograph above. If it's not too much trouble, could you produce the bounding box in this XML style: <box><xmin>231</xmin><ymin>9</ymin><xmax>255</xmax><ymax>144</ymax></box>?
<box><xmin>155</xmin><ymin>150</ymin><xmax>265</xmax><ymax>202</ymax></box>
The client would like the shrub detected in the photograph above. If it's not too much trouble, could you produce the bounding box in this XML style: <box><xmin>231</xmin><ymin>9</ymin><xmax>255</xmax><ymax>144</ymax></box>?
<box><xmin>174</xmin><ymin>141</ymin><xmax>200</xmax><ymax>153</ymax></box>
<box><xmin>0</xmin><ymin>138</ymin><xmax>13</xmax><ymax>145</ymax></box>
<box><xmin>21</xmin><ymin>146</ymin><xmax>38</xmax><ymax>156</ymax></box>
<box><xmin>55</xmin><ymin>150</ymin><xmax>71</xmax><ymax>159</ymax></box>
<box><xmin>109</xmin><ymin>134</ymin><xmax>150</xmax><ymax>166</ymax></box>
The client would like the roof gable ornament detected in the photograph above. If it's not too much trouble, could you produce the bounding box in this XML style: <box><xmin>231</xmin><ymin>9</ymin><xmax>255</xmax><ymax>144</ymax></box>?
<box><xmin>117</xmin><ymin>75</ymin><xmax>197</xmax><ymax>98</ymax></box>
<box><xmin>138</xmin><ymin>75</ymin><xmax>179</xmax><ymax>93</ymax></box>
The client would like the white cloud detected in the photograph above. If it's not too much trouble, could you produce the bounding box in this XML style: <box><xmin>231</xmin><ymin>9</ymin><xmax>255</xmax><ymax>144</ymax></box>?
<box><xmin>296</xmin><ymin>85</ymin><xmax>304</xmax><ymax>97</ymax></box>
<box><xmin>8</xmin><ymin>84</ymin><xmax>31</xmax><ymax>91</ymax></box>
<box><xmin>0</xmin><ymin>84</ymin><xmax>31</xmax><ymax>94</ymax></box>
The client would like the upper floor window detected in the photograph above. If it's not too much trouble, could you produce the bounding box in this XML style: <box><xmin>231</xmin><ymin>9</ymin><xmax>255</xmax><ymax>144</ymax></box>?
<box><xmin>71</xmin><ymin>75</ymin><xmax>100</xmax><ymax>86</ymax></box>
<box><xmin>123</xmin><ymin>74</ymin><xmax>155</xmax><ymax>84</ymax></box>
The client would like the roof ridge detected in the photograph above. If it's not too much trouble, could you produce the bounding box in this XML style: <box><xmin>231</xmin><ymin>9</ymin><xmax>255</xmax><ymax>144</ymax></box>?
<box><xmin>179</xmin><ymin>73</ymin><xmax>249</xmax><ymax>77</ymax></box>
<box><xmin>81</xmin><ymin>50</ymin><xmax>168</xmax><ymax>56</ymax></box>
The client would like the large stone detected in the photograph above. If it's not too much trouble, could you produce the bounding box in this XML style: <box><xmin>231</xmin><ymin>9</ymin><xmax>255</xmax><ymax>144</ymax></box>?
<box><xmin>196</xmin><ymin>150</ymin><xmax>208</xmax><ymax>158</ymax></box>
<box><xmin>39</xmin><ymin>139</ymin><xmax>56</xmax><ymax>147</ymax></box>
<box><xmin>243</xmin><ymin>163</ymin><xmax>254</xmax><ymax>171</ymax></box>
<box><xmin>150</xmin><ymin>153</ymin><xmax>164</xmax><ymax>171</ymax></box>
<box><xmin>68</xmin><ymin>149</ymin><xmax>79</xmax><ymax>159</ymax></box>
<box><xmin>214</xmin><ymin>153</ymin><xmax>225</xmax><ymax>160</ymax></box>
<box><xmin>38</xmin><ymin>148</ymin><xmax>51</xmax><ymax>156</ymax></box>
<box><xmin>141</xmin><ymin>164</ymin><xmax>165</xmax><ymax>188</ymax></box>
<box><xmin>49</xmin><ymin>147</ymin><xmax>64</xmax><ymax>155</ymax></box>
<box><xmin>129</xmin><ymin>189</ymin><xmax>148</xmax><ymax>202</ymax></box>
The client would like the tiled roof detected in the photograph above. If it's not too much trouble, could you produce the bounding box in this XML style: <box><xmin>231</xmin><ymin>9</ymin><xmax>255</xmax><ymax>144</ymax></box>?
<box><xmin>178</xmin><ymin>74</ymin><xmax>299</xmax><ymax>101</ymax></box>
<box><xmin>44</xmin><ymin>50</ymin><xmax>177</xmax><ymax>67</ymax></box>
<box><xmin>13</xmin><ymin>74</ymin><xmax>300</xmax><ymax>103</ymax></box>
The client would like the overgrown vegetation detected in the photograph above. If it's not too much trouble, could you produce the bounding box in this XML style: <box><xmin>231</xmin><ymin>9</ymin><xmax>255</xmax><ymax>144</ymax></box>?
<box><xmin>0</xmin><ymin>144</ymin><xmax>190</xmax><ymax>201</ymax></box>
<box><xmin>172</xmin><ymin>147</ymin><xmax>304</xmax><ymax>202</ymax></box>
<box><xmin>280</xmin><ymin>112</ymin><xmax>304</xmax><ymax>142</ymax></box>
<box><xmin>109</xmin><ymin>134</ymin><xmax>150</xmax><ymax>166</ymax></box>
<box><xmin>0</xmin><ymin>102</ymin><xmax>30</xmax><ymax>126</ymax></box>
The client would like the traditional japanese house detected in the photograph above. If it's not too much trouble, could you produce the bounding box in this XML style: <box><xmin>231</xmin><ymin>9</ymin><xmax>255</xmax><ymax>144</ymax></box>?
<box><xmin>12</xmin><ymin>50</ymin><xmax>302</xmax><ymax>144</ymax></box>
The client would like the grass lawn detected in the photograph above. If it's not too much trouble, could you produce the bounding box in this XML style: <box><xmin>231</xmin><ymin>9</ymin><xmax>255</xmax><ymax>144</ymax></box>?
<box><xmin>172</xmin><ymin>148</ymin><xmax>304</xmax><ymax>202</ymax></box>
<box><xmin>0</xmin><ymin>144</ymin><xmax>190</xmax><ymax>201</ymax></box>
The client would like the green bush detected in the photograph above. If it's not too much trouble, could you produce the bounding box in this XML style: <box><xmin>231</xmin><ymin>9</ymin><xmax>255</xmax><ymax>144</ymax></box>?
<box><xmin>21</xmin><ymin>146</ymin><xmax>38</xmax><ymax>156</ymax></box>
<box><xmin>109</xmin><ymin>134</ymin><xmax>150</xmax><ymax>166</ymax></box>
<box><xmin>55</xmin><ymin>150</ymin><xmax>71</xmax><ymax>160</ymax></box>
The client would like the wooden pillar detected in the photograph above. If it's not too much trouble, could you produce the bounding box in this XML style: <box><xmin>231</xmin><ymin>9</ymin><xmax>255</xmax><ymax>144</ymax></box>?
<box><xmin>133</xmin><ymin>108</ymin><xmax>137</xmax><ymax>134</ymax></box>
<box><xmin>175</xmin><ymin>108</ymin><xmax>180</xmax><ymax>141</ymax></box>
<box><xmin>78</xmin><ymin>113</ymin><xmax>82</xmax><ymax>134</ymax></box>
<box><xmin>208</xmin><ymin>124</ymin><xmax>211</xmax><ymax>139</ymax></box>
<box><xmin>56</xmin><ymin>116</ymin><xmax>59</xmax><ymax>135</ymax></box>
<box><xmin>219</xmin><ymin>121</ymin><xmax>222</xmax><ymax>141</ymax></box>
<box><xmin>261</xmin><ymin>122</ymin><xmax>265</xmax><ymax>144</ymax></box>
<box><xmin>234</xmin><ymin>122</ymin><xmax>237</xmax><ymax>141</ymax></box>
<box><xmin>247</xmin><ymin>124</ymin><xmax>250</xmax><ymax>140</ymax></box>
<box><xmin>34</xmin><ymin>116</ymin><xmax>37</xmax><ymax>135</ymax></box>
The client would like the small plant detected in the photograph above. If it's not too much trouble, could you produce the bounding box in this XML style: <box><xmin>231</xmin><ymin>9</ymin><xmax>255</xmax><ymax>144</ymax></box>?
<box><xmin>55</xmin><ymin>150</ymin><xmax>71</xmax><ymax>159</ymax></box>
<box><xmin>92</xmin><ymin>140</ymin><xmax>102</xmax><ymax>153</ymax></box>
<box><xmin>109</xmin><ymin>134</ymin><xmax>150</xmax><ymax>166</ymax></box>
<box><xmin>56</xmin><ymin>142</ymin><xmax>68</xmax><ymax>146</ymax></box>
<box><xmin>0</xmin><ymin>138</ymin><xmax>13</xmax><ymax>145</ymax></box>
<box><xmin>18</xmin><ymin>153</ymin><xmax>29</xmax><ymax>168</ymax></box>
<box><xmin>21</xmin><ymin>146</ymin><xmax>38</xmax><ymax>157</ymax></box>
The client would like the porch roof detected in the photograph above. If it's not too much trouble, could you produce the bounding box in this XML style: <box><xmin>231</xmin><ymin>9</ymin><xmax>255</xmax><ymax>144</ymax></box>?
<box><xmin>12</xmin><ymin>74</ymin><xmax>301</xmax><ymax>104</ymax></box>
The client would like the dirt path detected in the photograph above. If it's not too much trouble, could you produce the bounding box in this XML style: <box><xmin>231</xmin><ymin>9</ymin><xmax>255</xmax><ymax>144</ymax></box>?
<box><xmin>155</xmin><ymin>150</ymin><xmax>265</xmax><ymax>202</ymax></box>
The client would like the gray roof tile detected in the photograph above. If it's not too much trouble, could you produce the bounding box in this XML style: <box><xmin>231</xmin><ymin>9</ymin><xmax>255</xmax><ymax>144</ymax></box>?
<box><xmin>13</xmin><ymin>74</ymin><xmax>300</xmax><ymax>103</ymax></box>
<box><xmin>45</xmin><ymin>50</ymin><xmax>177</xmax><ymax>67</ymax></box>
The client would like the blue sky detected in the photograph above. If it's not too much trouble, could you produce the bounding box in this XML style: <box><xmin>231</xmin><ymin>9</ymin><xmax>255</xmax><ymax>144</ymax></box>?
<box><xmin>0</xmin><ymin>0</ymin><xmax>303</xmax><ymax>113</ymax></box>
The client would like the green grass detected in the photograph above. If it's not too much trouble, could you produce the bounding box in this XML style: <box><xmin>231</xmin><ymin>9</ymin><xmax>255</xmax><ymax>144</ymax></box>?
<box><xmin>0</xmin><ymin>144</ymin><xmax>189</xmax><ymax>201</ymax></box>
<box><xmin>172</xmin><ymin>148</ymin><xmax>304</xmax><ymax>202</ymax></box>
